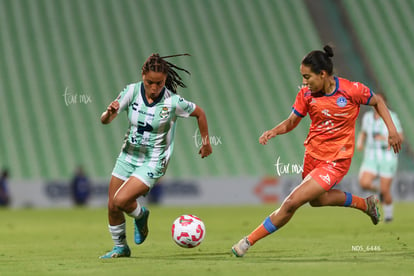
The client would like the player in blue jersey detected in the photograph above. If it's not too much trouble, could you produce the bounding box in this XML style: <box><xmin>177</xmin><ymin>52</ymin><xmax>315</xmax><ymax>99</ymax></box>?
<box><xmin>99</xmin><ymin>54</ymin><xmax>212</xmax><ymax>258</ymax></box>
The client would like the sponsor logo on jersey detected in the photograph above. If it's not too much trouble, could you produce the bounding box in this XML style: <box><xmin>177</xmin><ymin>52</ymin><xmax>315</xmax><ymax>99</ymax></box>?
<box><xmin>137</xmin><ymin>121</ymin><xmax>154</xmax><ymax>134</ymax></box>
<box><xmin>334</xmin><ymin>112</ymin><xmax>349</xmax><ymax>116</ymax></box>
<box><xmin>322</xmin><ymin>109</ymin><xmax>332</xmax><ymax>117</ymax></box>
<box><xmin>319</xmin><ymin>174</ymin><xmax>331</xmax><ymax>185</ymax></box>
<box><xmin>137</xmin><ymin>109</ymin><xmax>154</xmax><ymax>117</ymax></box>
<box><xmin>337</xmin><ymin>96</ymin><xmax>347</xmax><ymax>107</ymax></box>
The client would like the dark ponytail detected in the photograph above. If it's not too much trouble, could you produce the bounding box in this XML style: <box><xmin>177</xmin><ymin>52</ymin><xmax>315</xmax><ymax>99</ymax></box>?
<box><xmin>323</xmin><ymin>45</ymin><xmax>334</xmax><ymax>58</ymax></box>
<box><xmin>302</xmin><ymin>45</ymin><xmax>334</xmax><ymax>75</ymax></box>
<box><xmin>141</xmin><ymin>53</ymin><xmax>191</xmax><ymax>93</ymax></box>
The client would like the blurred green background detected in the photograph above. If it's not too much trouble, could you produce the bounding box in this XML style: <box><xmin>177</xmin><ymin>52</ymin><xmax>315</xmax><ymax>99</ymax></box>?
<box><xmin>0</xmin><ymin>0</ymin><xmax>413</xmax><ymax>180</ymax></box>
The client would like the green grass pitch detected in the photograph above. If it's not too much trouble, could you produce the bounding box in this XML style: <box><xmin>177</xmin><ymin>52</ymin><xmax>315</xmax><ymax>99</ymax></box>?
<box><xmin>1</xmin><ymin>203</ymin><xmax>413</xmax><ymax>275</ymax></box>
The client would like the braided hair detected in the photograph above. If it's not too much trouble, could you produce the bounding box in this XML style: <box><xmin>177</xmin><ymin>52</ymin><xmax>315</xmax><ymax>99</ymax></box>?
<box><xmin>141</xmin><ymin>53</ymin><xmax>191</xmax><ymax>93</ymax></box>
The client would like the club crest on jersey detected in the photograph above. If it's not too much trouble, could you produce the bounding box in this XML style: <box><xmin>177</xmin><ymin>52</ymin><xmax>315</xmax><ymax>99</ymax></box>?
<box><xmin>336</xmin><ymin>96</ymin><xmax>347</xmax><ymax>107</ymax></box>
<box><xmin>159</xmin><ymin>107</ymin><xmax>169</xmax><ymax>118</ymax></box>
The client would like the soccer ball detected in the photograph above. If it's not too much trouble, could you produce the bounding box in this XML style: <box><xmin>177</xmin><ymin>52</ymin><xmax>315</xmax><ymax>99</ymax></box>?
<box><xmin>171</xmin><ymin>214</ymin><xmax>206</xmax><ymax>248</ymax></box>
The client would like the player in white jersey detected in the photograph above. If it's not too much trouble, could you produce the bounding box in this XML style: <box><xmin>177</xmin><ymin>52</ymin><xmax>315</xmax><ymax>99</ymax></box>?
<box><xmin>357</xmin><ymin>93</ymin><xmax>404</xmax><ymax>222</ymax></box>
<box><xmin>99</xmin><ymin>54</ymin><xmax>212</xmax><ymax>258</ymax></box>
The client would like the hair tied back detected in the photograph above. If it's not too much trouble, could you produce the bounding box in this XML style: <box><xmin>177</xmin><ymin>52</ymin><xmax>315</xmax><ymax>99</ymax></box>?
<box><xmin>323</xmin><ymin>45</ymin><xmax>334</xmax><ymax>58</ymax></box>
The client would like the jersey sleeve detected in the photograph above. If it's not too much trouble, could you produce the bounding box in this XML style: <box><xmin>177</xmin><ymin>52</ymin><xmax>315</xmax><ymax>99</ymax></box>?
<box><xmin>175</xmin><ymin>96</ymin><xmax>196</xmax><ymax>118</ymax></box>
<box><xmin>350</xmin><ymin>82</ymin><xmax>373</xmax><ymax>105</ymax></box>
<box><xmin>292</xmin><ymin>90</ymin><xmax>308</xmax><ymax>117</ymax></box>
<box><xmin>116</xmin><ymin>83</ymin><xmax>136</xmax><ymax>113</ymax></box>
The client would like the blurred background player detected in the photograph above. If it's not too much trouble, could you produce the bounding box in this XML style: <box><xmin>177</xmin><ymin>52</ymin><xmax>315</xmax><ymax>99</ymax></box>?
<box><xmin>357</xmin><ymin>93</ymin><xmax>404</xmax><ymax>222</ymax></box>
<box><xmin>70</xmin><ymin>166</ymin><xmax>91</xmax><ymax>206</ymax></box>
<box><xmin>0</xmin><ymin>169</ymin><xmax>10</xmax><ymax>207</ymax></box>
<box><xmin>232</xmin><ymin>45</ymin><xmax>402</xmax><ymax>257</ymax></box>
<box><xmin>99</xmin><ymin>53</ymin><xmax>212</xmax><ymax>258</ymax></box>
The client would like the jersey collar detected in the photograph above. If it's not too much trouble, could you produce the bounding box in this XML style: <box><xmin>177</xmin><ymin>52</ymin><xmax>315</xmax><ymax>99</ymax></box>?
<box><xmin>324</xmin><ymin>76</ymin><xmax>339</xmax><ymax>96</ymax></box>
<box><xmin>141</xmin><ymin>82</ymin><xmax>165</xmax><ymax>107</ymax></box>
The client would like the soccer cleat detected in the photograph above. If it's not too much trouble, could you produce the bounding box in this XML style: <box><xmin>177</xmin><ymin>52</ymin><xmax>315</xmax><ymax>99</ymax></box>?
<box><xmin>134</xmin><ymin>207</ymin><xmax>150</xmax><ymax>244</ymax></box>
<box><xmin>365</xmin><ymin>195</ymin><xmax>380</xmax><ymax>225</ymax></box>
<box><xmin>99</xmin><ymin>245</ymin><xmax>131</xmax><ymax>259</ymax></box>
<box><xmin>231</xmin><ymin>237</ymin><xmax>251</xmax><ymax>257</ymax></box>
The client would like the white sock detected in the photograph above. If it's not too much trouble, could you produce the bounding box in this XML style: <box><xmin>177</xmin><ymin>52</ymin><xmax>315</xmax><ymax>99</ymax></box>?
<box><xmin>127</xmin><ymin>200</ymin><xmax>142</xmax><ymax>219</ymax></box>
<box><xmin>109</xmin><ymin>223</ymin><xmax>127</xmax><ymax>246</ymax></box>
<box><xmin>383</xmin><ymin>204</ymin><xmax>393</xmax><ymax>220</ymax></box>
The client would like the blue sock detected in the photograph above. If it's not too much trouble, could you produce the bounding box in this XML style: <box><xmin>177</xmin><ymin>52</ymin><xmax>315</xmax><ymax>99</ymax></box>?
<box><xmin>263</xmin><ymin>216</ymin><xmax>278</xmax><ymax>233</ymax></box>
<box><xmin>344</xmin><ymin>192</ymin><xmax>352</xmax><ymax>207</ymax></box>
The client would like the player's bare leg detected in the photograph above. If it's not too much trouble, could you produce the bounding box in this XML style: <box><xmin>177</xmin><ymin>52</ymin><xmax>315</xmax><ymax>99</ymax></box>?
<box><xmin>380</xmin><ymin>177</ymin><xmax>393</xmax><ymax>222</ymax></box>
<box><xmin>359</xmin><ymin>171</ymin><xmax>378</xmax><ymax>192</ymax></box>
<box><xmin>113</xmin><ymin>176</ymin><xmax>150</xmax><ymax>244</ymax></box>
<box><xmin>232</xmin><ymin>176</ymin><xmax>325</xmax><ymax>257</ymax></box>
<box><xmin>232</xmin><ymin>175</ymin><xmax>380</xmax><ymax>257</ymax></box>
<box><xmin>310</xmin><ymin>188</ymin><xmax>380</xmax><ymax>225</ymax></box>
<box><xmin>100</xmin><ymin>176</ymin><xmax>150</xmax><ymax>258</ymax></box>
<box><xmin>100</xmin><ymin>176</ymin><xmax>131</xmax><ymax>259</ymax></box>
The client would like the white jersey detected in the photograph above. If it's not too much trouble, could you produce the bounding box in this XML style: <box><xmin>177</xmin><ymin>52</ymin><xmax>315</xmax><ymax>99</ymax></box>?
<box><xmin>115</xmin><ymin>82</ymin><xmax>196</xmax><ymax>170</ymax></box>
<box><xmin>361</xmin><ymin>110</ymin><xmax>402</xmax><ymax>161</ymax></box>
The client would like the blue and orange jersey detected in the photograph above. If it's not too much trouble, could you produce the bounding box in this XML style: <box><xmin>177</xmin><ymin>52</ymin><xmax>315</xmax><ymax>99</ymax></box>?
<box><xmin>292</xmin><ymin>76</ymin><xmax>373</xmax><ymax>161</ymax></box>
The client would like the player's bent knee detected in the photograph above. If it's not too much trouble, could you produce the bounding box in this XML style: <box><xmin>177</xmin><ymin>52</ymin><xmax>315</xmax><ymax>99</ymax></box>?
<box><xmin>380</xmin><ymin>188</ymin><xmax>390</xmax><ymax>196</ymax></box>
<box><xmin>359</xmin><ymin>179</ymin><xmax>371</xmax><ymax>189</ymax></box>
<box><xmin>282</xmin><ymin>197</ymin><xmax>302</xmax><ymax>213</ymax></box>
<box><xmin>112</xmin><ymin>195</ymin><xmax>128</xmax><ymax>211</ymax></box>
<box><xmin>309</xmin><ymin>199</ymin><xmax>322</xmax><ymax>207</ymax></box>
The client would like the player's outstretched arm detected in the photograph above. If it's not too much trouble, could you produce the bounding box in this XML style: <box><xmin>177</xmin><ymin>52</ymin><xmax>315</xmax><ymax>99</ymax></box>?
<box><xmin>259</xmin><ymin>112</ymin><xmax>302</xmax><ymax>145</ymax></box>
<box><xmin>369</xmin><ymin>94</ymin><xmax>402</xmax><ymax>153</ymax></box>
<box><xmin>190</xmin><ymin>105</ymin><xmax>212</xmax><ymax>158</ymax></box>
<box><xmin>101</xmin><ymin>101</ymin><xmax>119</xmax><ymax>124</ymax></box>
